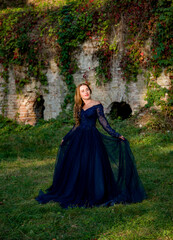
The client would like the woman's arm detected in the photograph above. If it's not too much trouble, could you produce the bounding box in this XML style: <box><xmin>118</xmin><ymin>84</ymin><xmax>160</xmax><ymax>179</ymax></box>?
<box><xmin>61</xmin><ymin>125</ymin><xmax>77</xmax><ymax>144</ymax></box>
<box><xmin>96</xmin><ymin>104</ymin><xmax>125</xmax><ymax>140</ymax></box>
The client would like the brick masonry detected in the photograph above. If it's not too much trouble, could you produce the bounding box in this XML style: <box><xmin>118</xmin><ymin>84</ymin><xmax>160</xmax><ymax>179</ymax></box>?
<box><xmin>0</xmin><ymin>39</ymin><xmax>171</xmax><ymax>125</ymax></box>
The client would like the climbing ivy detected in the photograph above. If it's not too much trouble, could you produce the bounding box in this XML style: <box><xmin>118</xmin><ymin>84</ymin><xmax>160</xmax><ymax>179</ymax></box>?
<box><xmin>0</xmin><ymin>0</ymin><xmax>172</xmax><ymax>112</ymax></box>
<box><xmin>145</xmin><ymin>81</ymin><xmax>168</xmax><ymax>108</ymax></box>
<box><xmin>56</xmin><ymin>2</ymin><xmax>94</xmax><ymax>106</ymax></box>
<box><xmin>0</xmin><ymin>7</ymin><xmax>48</xmax><ymax>92</ymax></box>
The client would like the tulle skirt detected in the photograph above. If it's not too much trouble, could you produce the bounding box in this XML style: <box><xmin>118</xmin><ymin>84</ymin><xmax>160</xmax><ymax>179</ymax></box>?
<box><xmin>35</xmin><ymin>126</ymin><xmax>147</xmax><ymax>208</ymax></box>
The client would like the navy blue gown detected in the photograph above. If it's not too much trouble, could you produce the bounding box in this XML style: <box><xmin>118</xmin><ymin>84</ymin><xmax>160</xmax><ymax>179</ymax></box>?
<box><xmin>35</xmin><ymin>103</ymin><xmax>147</xmax><ymax>208</ymax></box>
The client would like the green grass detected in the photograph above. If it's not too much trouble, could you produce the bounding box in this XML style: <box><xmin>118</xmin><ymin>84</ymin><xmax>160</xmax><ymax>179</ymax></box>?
<box><xmin>0</xmin><ymin>114</ymin><xmax>173</xmax><ymax>240</ymax></box>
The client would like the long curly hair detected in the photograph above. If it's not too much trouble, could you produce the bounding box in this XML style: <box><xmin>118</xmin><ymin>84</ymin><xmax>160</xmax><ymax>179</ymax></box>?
<box><xmin>74</xmin><ymin>83</ymin><xmax>92</xmax><ymax>126</ymax></box>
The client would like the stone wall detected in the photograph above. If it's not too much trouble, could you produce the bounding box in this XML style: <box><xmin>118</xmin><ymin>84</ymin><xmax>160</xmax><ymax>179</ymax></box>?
<box><xmin>0</xmin><ymin>61</ymin><xmax>66</xmax><ymax>125</ymax></box>
<box><xmin>0</xmin><ymin>38</ymin><xmax>171</xmax><ymax>125</ymax></box>
<box><xmin>73</xmin><ymin>39</ymin><xmax>148</xmax><ymax>114</ymax></box>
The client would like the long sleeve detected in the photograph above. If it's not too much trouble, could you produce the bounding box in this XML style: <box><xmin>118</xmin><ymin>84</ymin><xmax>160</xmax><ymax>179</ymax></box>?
<box><xmin>96</xmin><ymin>104</ymin><xmax>121</xmax><ymax>138</ymax></box>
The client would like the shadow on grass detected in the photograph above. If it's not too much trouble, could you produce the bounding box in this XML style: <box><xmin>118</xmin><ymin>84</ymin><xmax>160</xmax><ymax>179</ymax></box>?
<box><xmin>0</xmin><ymin>144</ymin><xmax>172</xmax><ymax>239</ymax></box>
<box><xmin>0</xmin><ymin>121</ymin><xmax>173</xmax><ymax>239</ymax></box>
<box><xmin>1</xmin><ymin>147</ymin><xmax>172</xmax><ymax>200</ymax></box>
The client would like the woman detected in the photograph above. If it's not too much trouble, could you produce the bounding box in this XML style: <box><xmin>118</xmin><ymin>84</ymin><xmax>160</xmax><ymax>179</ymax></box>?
<box><xmin>35</xmin><ymin>83</ymin><xmax>147</xmax><ymax>208</ymax></box>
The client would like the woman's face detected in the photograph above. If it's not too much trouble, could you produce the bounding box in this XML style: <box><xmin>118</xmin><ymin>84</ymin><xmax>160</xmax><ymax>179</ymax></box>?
<box><xmin>79</xmin><ymin>85</ymin><xmax>91</xmax><ymax>101</ymax></box>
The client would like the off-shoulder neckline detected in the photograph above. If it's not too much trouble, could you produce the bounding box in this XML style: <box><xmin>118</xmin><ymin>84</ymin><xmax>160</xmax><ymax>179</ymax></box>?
<box><xmin>82</xmin><ymin>103</ymin><xmax>102</xmax><ymax>112</ymax></box>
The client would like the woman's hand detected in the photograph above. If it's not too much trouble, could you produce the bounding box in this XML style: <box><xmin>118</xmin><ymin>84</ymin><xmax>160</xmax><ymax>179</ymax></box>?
<box><xmin>61</xmin><ymin>139</ymin><xmax>64</xmax><ymax>145</ymax></box>
<box><xmin>119</xmin><ymin>135</ymin><xmax>125</xmax><ymax>141</ymax></box>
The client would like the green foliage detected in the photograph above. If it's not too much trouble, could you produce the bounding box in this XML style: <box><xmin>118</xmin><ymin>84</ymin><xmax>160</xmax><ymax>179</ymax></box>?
<box><xmin>0</xmin><ymin>0</ymin><xmax>172</xmax><ymax>110</ymax></box>
<box><xmin>145</xmin><ymin>82</ymin><xmax>168</xmax><ymax>108</ymax></box>
<box><xmin>0</xmin><ymin>114</ymin><xmax>32</xmax><ymax>134</ymax></box>
<box><xmin>95</xmin><ymin>48</ymin><xmax>113</xmax><ymax>85</ymax></box>
<box><xmin>0</xmin><ymin>113</ymin><xmax>173</xmax><ymax>239</ymax></box>
<box><xmin>152</xmin><ymin>2</ymin><xmax>173</xmax><ymax>69</ymax></box>
<box><xmin>0</xmin><ymin>0</ymin><xmax>26</xmax><ymax>10</ymax></box>
<box><xmin>0</xmin><ymin>7</ymin><xmax>48</xmax><ymax>90</ymax></box>
<box><xmin>145</xmin><ymin>112</ymin><xmax>173</xmax><ymax>130</ymax></box>
<box><xmin>56</xmin><ymin>2</ymin><xmax>94</xmax><ymax>106</ymax></box>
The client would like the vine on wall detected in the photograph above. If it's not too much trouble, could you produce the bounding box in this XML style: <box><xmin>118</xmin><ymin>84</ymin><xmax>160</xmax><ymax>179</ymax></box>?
<box><xmin>0</xmin><ymin>0</ymin><xmax>172</xmax><ymax>113</ymax></box>
<box><xmin>0</xmin><ymin>8</ymin><xmax>48</xmax><ymax>92</ymax></box>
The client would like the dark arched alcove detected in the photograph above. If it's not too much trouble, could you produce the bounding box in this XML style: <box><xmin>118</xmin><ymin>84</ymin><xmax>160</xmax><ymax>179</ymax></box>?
<box><xmin>109</xmin><ymin>102</ymin><xmax>132</xmax><ymax>120</ymax></box>
<box><xmin>34</xmin><ymin>96</ymin><xmax>45</xmax><ymax>122</ymax></box>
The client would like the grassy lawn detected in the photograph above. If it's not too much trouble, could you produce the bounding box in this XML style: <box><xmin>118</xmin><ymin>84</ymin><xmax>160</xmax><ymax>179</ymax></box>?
<box><xmin>0</xmin><ymin>115</ymin><xmax>173</xmax><ymax>240</ymax></box>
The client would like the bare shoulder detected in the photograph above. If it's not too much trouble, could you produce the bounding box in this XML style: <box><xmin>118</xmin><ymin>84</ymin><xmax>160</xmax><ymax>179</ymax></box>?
<box><xmin>92</xmin><ymin>100</ymin><xmax>101</xmax><ymax>105</ymax></box>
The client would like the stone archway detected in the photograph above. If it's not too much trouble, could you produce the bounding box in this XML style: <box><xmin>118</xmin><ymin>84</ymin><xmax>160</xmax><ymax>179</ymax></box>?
<box><xmin>33</xmin><ymin>96</ymin><xmax>45</xmax><ymax>123</ymax></box>
<box><xmin>109</xmin><ymin>101</ymin><xmax>132</xmax><ymax>120</ymax></box>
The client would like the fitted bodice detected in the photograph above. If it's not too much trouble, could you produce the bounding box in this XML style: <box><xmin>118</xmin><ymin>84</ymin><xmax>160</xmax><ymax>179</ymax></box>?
<box><xmin>63</xmin><ymin>104</ymin><xmax>121</xmax><ymax>141</ymax></box>
<box><xmin>36</xmin><ymin>105</ymin><xmax>147</xmax><ymax>208</ymax></box>
<box><xmin>80</xmin><ymin>105</ymin><xmax>98</xmax><ymax>128</ymax></box>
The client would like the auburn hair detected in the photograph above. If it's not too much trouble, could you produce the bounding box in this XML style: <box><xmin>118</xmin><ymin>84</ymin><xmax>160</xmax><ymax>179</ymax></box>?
<box><xmin>74</xmin><ymin>83</ymin><xmax>92</xmax><ymax>126</ymax></box>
